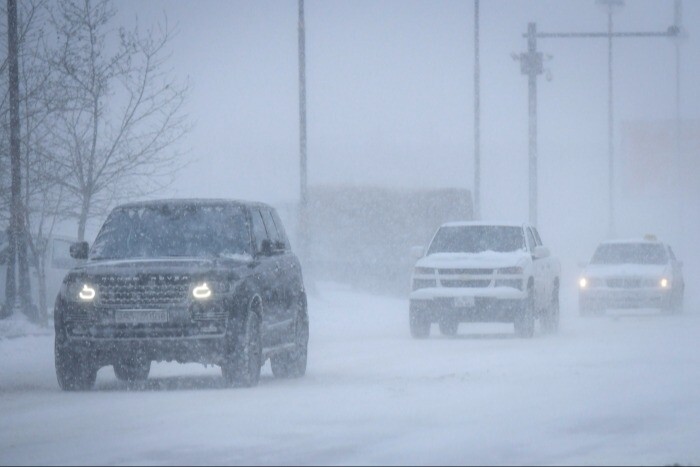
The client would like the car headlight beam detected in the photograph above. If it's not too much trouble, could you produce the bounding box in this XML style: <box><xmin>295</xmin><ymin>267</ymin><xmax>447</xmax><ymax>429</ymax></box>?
<box><xmin>192</xmin><ymin>282</ymin><xmax>212</xmax><ymax>299</ymax></box>
<box><xmin>660</xmin><ymin>278</ymin><xmax>669</xmax><ymax>288</ymax></box>
<box><xmin>78</xmin><ymin>284</ymin><xmax>96</xmax><ymax>301</ymax></box>
<box><xmin>579</xmin><ymin>277</ymin><xmax>588</xmax><ymax>289</ymax></box>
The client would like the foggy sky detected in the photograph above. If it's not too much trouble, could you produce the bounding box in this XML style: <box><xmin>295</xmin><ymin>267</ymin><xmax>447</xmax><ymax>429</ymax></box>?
<box><xmin>112</xmin><ymin>0</ymin><xmax>700</xmax><ymax>294</ymax></box>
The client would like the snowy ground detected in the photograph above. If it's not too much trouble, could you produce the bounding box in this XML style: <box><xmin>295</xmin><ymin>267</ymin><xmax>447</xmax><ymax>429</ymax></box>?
<box><xmin>1</xmin><ymin>282</ymin><xmax>699</xmax><ymax>465</ymax></box>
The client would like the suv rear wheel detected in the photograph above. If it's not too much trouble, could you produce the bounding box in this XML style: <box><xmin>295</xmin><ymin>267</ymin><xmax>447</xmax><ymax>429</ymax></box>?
<box><xmin>271</xmin><ymin>298</ymin><xmax>309</xmax><ymax>379</ymax></box>
<box><xmin>222</xmin><ymin>299</ymin><xmax>262</xmax><ymax>388</ymax></box>
<box><xmin>113</xmin><ymin>356</ymin><xmax>151</xmax><ymax>382</ymax></box>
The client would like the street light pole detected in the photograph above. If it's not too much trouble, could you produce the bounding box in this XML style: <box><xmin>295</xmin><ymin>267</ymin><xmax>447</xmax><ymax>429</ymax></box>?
<box><xmin>473</xmin><ymin>0</ymin><xmax>481</xmax><ymax>220</ymax></box>
<box><xmin>605</xmin><ymin>2</ymin><xmax>616</xmax><ymax>237</ymax></box>
<box><xmin>298</xmin><ymin>0</ymin><xmax>308</xmax><ymax>266</ymax></box>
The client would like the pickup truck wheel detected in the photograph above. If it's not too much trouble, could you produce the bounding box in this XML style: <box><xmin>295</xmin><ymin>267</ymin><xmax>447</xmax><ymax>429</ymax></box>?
<box><xmin>514</xmin><ymin>291</ymin><xmax>535</xmax><ymax>338</ymax></box>
<box><xmin>541</xmin><ymin>287</ymin><xmax>560</xmax><ymax>334</ymax></box>
<box><xmin>55</xmin><ymin>330</ymin><xmax>98</xmax><ymax>391</ymax></box>
<box><xmin>222</xmin><ymin>301</ymin><xmax>262</xmax><ymax>388</ymax></box>
<box><xmin>271</xmin><ymin>298</ymin><xmax>309</xmax><ymax>379</ymax></box>
<box><xmin>113</xmin><ymin>357</ymin><xmax>151</xmax><ymax>382</ymax></box>
<box><xmin>409</xmin><ymin>304</ymin><xmax>431</xmax><ymax>339</ymax></box>
<box><xmin>438</xmin><ymin>316</ymin><xmax>459</xmax><ymax>337</ymax></box>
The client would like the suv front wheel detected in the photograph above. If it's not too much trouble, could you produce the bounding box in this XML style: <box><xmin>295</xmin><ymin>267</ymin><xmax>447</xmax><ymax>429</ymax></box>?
<box><xmin>55</xmin><ymin>331</ymin><xmax>98</xmax><ymax>391</ymax></box>
<box><xmin>222</xmin><ymin>299</ymin><xmax>262</xmax><ymax>388</ymax></box>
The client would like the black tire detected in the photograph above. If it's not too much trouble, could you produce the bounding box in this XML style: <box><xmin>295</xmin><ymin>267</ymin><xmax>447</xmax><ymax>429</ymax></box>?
<box><xmin>514</xmin><ymin>290</ymin><xmax>535</xmax><ymax>338</ymax></box>
<box><xmin>271</xmin><ymin>298</ymin><xmax>309</xmax><ymax>379</ymax></box>
<box><xmin>438</xmin><ymin>316</ymin><xmax>459</xmax><ymax>337</ymax></box>
<box><xmin>541</xmin><ymin>286</ymin><xmax>560</xmax><ymax>334</ymax></box>
<box><xmin>409</xmin><ymin>304</ymin><xmax>430</xmax><ymax>339</ymax></box>
<box><xmin>55</xmin><ymin>331</ymin><xmax>97</xmax><ymax>391</ymax></box>
<box><xmin>222</xmin><ymin>299</ymin><xmax>262</xmax><ymax>388</ymax></box>
<box><xmin>666</xmin><ymin>286</ymin><xmax>685</xmax><ymax>315</ymax></box>
<box><xmin>113</xmin><ymin>356</ymin><xmax>151</xmax><ymax>382</ymax></box>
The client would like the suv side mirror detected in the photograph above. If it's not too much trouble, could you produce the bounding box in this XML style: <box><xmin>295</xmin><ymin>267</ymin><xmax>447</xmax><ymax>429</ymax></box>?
<box><xmin>69</xmin><ymin>241</ymin><xmax>89</xmax><ymax>260</ymax></box>
<box><xmin>533</xmin><ymin>245</ymin><xmax>550</xmax><ymax>259</ymax></box>
<box><xmin>410</xmin><ymin>245</ymin><xmax>425</xmax><ymax>259</ymax></box>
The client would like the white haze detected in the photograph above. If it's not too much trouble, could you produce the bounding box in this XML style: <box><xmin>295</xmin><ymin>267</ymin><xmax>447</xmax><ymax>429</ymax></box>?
<box><xmin>5</xmin><ymin>1</ymin><xmax>696</xmax><ymax>464</ymax></box>
<box><xmin>108</xmin><ymin>0</ymin><xmax>700</xmax><ymax>309</ymax></box>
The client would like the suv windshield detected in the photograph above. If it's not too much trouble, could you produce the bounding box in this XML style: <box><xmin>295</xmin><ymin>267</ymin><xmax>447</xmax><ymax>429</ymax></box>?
<box><xmin>591</xmin><ymin>243</ymin><xmax>668</xmax><ymax>265</ymax></box>
<box><xmin>90</xmin><ymin>204</ymin><xmax>251</xmax><ymax>260</ymax></box>
<box><xmin>427</xmin><ymin>226</ymin><xmax>525</xmax><ymax>255</ymax></box>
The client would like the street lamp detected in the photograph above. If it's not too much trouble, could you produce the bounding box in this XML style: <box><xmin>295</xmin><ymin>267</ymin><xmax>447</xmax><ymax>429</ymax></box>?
<box><xmin>596</xmin><ymin>0</ymin><xmax>624</xmax><ymax>237</ymax></box>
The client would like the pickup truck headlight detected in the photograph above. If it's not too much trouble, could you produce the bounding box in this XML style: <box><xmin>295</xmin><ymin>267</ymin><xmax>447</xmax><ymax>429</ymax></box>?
<box><xmin>495</xmin><ymin>267</ymin><xmax>523</xmax><ymax>290</ymax></box>
<box><xmin>660</xmin><ymin>278</ymin><xmax>669</xmax><ymax>288</ymax></box>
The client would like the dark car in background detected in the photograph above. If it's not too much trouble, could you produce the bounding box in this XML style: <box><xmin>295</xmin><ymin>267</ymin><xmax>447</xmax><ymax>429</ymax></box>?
<box><xmin>54</xmin><ymin>199</ymin><xmax>308</xmax><ymax>390</ymax></box>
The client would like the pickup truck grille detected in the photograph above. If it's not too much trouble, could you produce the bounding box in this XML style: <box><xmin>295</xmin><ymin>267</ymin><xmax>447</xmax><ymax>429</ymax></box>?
<box><xmin>437</xmin><ymin>269</ymin><xmax>494</xmax><ymax>288</ymax></box>
<box><xmin>96</xmin><ymin>275</ymin><xmax>190</xmax><ymax>307</ymax></box>
<box><xmin>439</xmin><ymin>268</ymin><xmax>494</xmax><ymax>275</ymax></box>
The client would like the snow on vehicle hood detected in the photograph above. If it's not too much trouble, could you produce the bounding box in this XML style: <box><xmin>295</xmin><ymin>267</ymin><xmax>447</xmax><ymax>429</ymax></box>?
<box><xmin>416</xmin><ymin>251</ymin><xmax>530</xmax><ymax>269</ymax></box>
<box><xmin>582</xmin><ymin>263</ymin><xmax>669</xmax><ymax>278</ymax></box>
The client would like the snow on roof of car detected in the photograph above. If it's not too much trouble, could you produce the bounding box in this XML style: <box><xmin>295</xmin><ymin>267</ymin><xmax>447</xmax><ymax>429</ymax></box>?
<box><xmin>440</xmin><ymin>221</ymin><xmax>525</xmax><ymax>228</ymax></box>
<box><xmin>599</xmin><ymin>237</ymin><xmax>664</xmax><ymax>246</ymax></box>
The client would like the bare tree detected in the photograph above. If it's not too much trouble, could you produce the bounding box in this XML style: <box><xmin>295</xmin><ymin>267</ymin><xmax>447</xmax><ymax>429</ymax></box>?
<box><xmin>48</xmin><ymin>0</ymin><xmax>190</xmax><ymax>241</ymax></box>
<box><xmin>0</xmin><ymin>0</ymin><xmax>68</xmax><ymax>322</ymax></box>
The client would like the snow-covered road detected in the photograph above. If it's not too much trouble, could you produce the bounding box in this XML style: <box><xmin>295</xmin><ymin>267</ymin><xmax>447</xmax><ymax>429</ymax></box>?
<box><xmin>1</xmin><ymin>282</ymin><xmax>699</xmax><ymax>465</ymax></box>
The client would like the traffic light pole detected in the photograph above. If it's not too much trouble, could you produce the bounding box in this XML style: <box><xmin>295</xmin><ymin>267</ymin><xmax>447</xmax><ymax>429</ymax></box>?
<box><xmin>515</xmin><ymin>20</ymin><xmax>679</xmax><ymax>233</ymax></box>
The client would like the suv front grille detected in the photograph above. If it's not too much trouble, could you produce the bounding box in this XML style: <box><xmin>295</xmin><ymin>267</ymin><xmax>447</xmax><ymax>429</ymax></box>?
<box><xmin>96</xmin><ymin>275</ymin><xmax>190</xmax><ymax>307</ymax></box>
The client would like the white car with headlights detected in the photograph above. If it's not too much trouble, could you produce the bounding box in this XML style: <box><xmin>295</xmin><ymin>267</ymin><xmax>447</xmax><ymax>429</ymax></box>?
<box><xmin>578</xmin><ymin>236</ymin><xmax>684</xmax><ymax>315</ymax></box>
<box><xmin>409</xmin><ymin>222</ymin><xmax>560</xmax><ymax>338</ymax></box>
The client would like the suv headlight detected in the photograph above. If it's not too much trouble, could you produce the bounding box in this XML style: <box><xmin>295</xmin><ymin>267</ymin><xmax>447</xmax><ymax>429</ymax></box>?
<box><xmin>191</xmin><ymin>280</ymin><xmax>231</xmax><ymax>299</ymax></box>
<box><xmin>62</xmin><ymin>281</ymin><xmax>98</xmax><ymax>302</ymax></box>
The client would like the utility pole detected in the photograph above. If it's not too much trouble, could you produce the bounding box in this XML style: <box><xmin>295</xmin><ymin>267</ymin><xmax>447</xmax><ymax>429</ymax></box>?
<box><xmin>597</xmin><ymin>0</ymin><xmax>624</xmax><ymax>236</ymax></box>
<box><xmin>514</xmin><ymin>3</ymin><xmax>678</xmax><ymax>235</ymax></box>
<box><xmin>515</xmin><ymin>23</ymin><xmax>543</xmax><ymax>226</ymax></box>
<box><xmin>473</xmin><ymin>0</ymin><xmax>481</xmax><ymax>220</ymax></box>
<box><xmin>673</xmin><ymin>0</ymin><xmax>685</xmax><ymax>231</ymax></box>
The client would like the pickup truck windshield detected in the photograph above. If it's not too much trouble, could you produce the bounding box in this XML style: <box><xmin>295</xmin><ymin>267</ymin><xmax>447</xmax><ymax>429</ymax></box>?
<box><xmin>427</xmin><ymin>226</ymin><xmax>525</xmax><ymax>255</ymax></box>
<box><xmin>591</xmin><ymin>243</ymin><xmax>667</xmax><ymax>265</ymax></box>
<box><xmin>90</xmin><ymin>205</ymin><xmax>252</xmax><ymax>260</ymax></box>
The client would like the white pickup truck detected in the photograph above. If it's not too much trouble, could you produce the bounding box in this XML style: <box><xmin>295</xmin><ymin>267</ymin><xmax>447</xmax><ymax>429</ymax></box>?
<box><xmin>409</xmin><ymin>222</ymin><xmax>560</xmax><ymax>338</ymax></box>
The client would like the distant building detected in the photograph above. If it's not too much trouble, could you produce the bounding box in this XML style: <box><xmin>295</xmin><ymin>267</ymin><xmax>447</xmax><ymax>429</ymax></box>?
<box><xmin>285</xmin><ymin>185</ymin><xmax>472</xmax><ymax>296</ymax></box>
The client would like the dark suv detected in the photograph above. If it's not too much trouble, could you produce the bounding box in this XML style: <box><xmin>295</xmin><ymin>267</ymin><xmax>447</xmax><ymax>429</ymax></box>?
<box><xmin>54</xmin><ymin>199</ymin><xmax>308</xmax><ymax>390</ymax></box>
